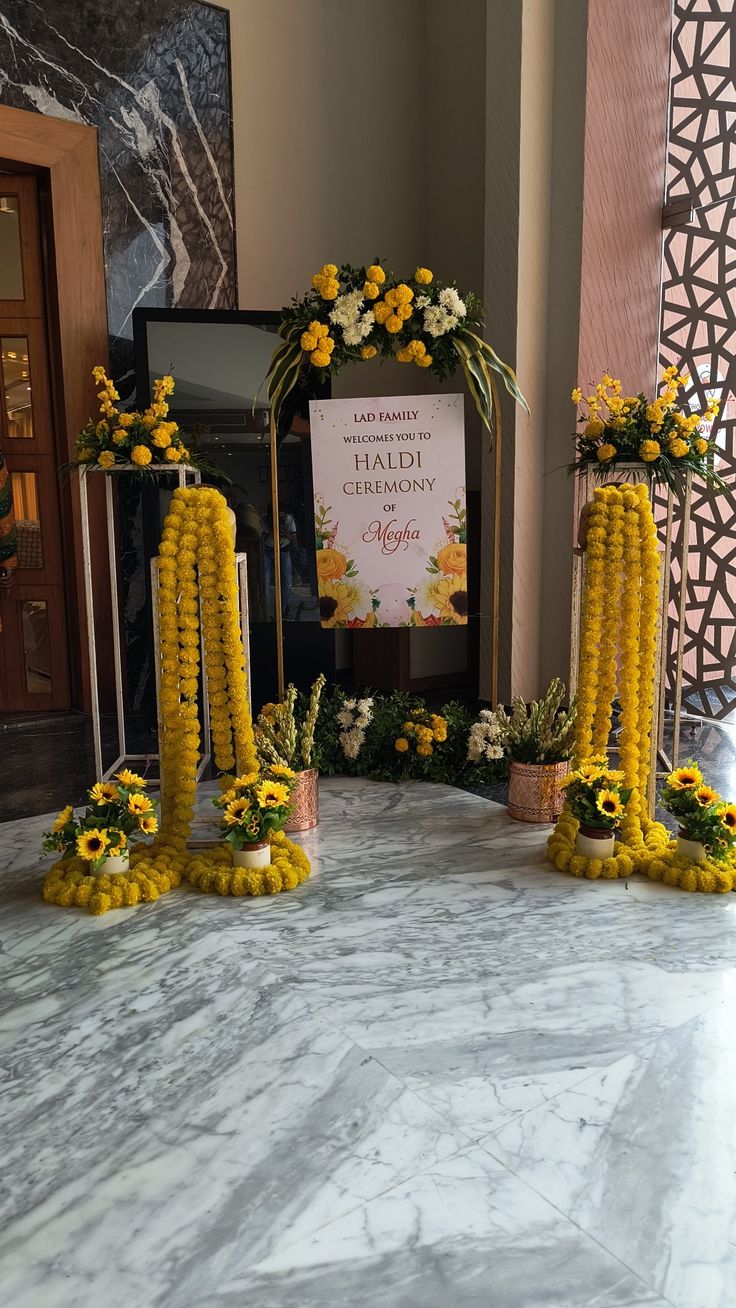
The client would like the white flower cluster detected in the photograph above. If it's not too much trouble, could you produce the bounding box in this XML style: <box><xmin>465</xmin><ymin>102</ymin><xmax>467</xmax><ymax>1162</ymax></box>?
<box><xmin>338</xmin><ymin>696</ymin><xmax>374</xmax><ymax>759</ymax></box>
<box><xmin>467</xmin><ymin>709</ymin><xmax>504</xmax><ymax>763</ymax></box>
<box><xmin>422</xmin><ymin>286</ymin><xmax>467</xmax><ymax>339</ymax></box>
<box><xmin>330</xmin><ymin>290</ymin><xmax>375</xmax><ymax>347</ymax></box>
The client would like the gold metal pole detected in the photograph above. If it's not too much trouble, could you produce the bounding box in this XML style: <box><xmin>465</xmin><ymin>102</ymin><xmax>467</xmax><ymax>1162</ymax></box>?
<box><xmin>269</xmin><ymin>412</ymin><xmax>285</xmax><ymax>700</ymax></box>
<box><xmin>490</xmin><ymin>379</ymin><xmax>503</xmax><ymax>705</ymax></box>
<box><xmin>671</xmin><ymin>470</ymin><xmax>692</xmax><ymax>767</ymax></box>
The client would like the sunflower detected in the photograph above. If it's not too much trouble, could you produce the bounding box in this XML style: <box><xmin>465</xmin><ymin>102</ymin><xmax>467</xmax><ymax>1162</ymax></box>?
<box><xmin>90</xmin><ymin>781</ymin><xmax>119</xmax><ymax>805</ymax></box>
<box><xmin>232</xmin><ymin>771</ymin><xmax>259</xmax><ymax>789</ymax></box>
<box><xmin>718</xmin><ymin>804</ymin><xmax>736</xmax><ymax>831</ymax></box>
<box><xmin>577</xmin><ymin>763</ymin><xmax>604</xmax><ymax>782</ymax></box>
<box><xmin>128</xmin><ymin>793</ymin><xmax>153</xmax><ymax>815</ymax></box>
<box><xmin>426</xmin><ymin>574</ymin><xmax>468</xmax><ymax>624</ymax></box>
<box><xmin>138</xmin><ymin>814</ymin><xmax>158</xmax><ymax>835</ymax></box>
<box><xmin>268</xmin><ymin>764</ymin><xmax>296</xmax><ymax>780</ymax></box>
<box><xmin>596</xmin><ymin>790</ymin><xmax>624</xmax><ymax>819</ymax></box>
<box><xmin>115</xmin><ymin>768</ymin><xmax>147</xmax><ymax>789</ymax></box>
<box><xmin>224</xmin><ymin>798</ymin><xmax>251</xmax><ymax>825</ymax></box>
<box><xmin>694</xmin><ymin>785</ymin><xmax>720</xmax><ymax>807</ymax></box>
<box><xmin>318</xmin><ymin>578</ymin><xmax>361</xmax><ymax>627</ymax></box>
<box><xmin>77</xmin><ymin>828</ymin><xmax>109</xmax><ymax>861</ymax></box>
<box><xmin>52</xmin><ymin>804</ymin><xmax>74</xmax><ymax>832</ymax></box>
<box><xmin>667</xmin><ymin>763</ymin><xmax>703</xmax><ymax>790</ymax></box>
<box><xmin>255</xmin><ymin>780</ymin><xmax>291</xmax><ymax>809</ymax></box>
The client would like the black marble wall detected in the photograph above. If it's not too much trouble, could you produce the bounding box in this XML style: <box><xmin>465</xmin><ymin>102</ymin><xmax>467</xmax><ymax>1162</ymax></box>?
<box><xmin>0</xmin><ymin>0</ymin><xmax>236</xmax><ymax>388</ymax></box>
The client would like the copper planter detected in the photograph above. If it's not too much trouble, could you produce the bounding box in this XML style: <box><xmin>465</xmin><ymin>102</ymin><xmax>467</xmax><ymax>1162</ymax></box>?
<box><xmin>507</xmin><ymin>759</ymin><xmax>569</xmax><ymax>823</ymax></box>
<box><xmin>285</xmin><ymin>768</ymin><xmax>319</xmax><ymax>832</ymax></box>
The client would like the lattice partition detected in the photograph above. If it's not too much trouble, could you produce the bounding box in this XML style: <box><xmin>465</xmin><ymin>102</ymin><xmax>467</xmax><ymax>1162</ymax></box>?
<box><xmin>657</xmin><ymin>0</ymin><xmax>736</xmax><ymax>720</ymax></box>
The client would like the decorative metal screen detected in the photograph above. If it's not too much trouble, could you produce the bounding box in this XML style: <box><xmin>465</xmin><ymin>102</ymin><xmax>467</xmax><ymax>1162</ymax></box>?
<box><xmin>658</xmin><ymin>0</ymin><xmax>736</xmax><ymax>719</ymax></box>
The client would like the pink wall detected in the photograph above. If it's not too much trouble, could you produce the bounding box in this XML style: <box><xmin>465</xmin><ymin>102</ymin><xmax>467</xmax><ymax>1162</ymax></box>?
<box><xmin>577</xmin><ymin>0</ymin><xmax>672</xmax><ymax>396</ymax></box>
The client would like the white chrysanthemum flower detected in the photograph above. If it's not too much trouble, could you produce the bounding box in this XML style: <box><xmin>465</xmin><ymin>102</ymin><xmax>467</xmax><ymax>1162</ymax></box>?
<box><xmin>329</xmin><ymin>289</ymin><xmax>365</xmax><ymax>327</ymax></box>
<box><xmin>357</xmin><ymin>697</ymin><xmax>374</xmax><ymax>718</ymax></box>
<box><xmin>423</xmin><ymin>305</ymin><xmax>459</xmax><ymax>338</ymax></box>
<box><xmin>337</xmin><ymin>707</ymin><xmax>354</xmax><ymax>727</ymax></box>
<box><xmin>343</xmin><ymin>698</ymin><xmax>357</xmax><ymax>711</ymax></box>
<box><xmin>415</xmin><ymin>294</ymin><xmax>431</xmax><ymax>309</ymax></box>
<box><xmin>439</xmin><ymin>287</ymin><xmax>466</xmax><ymax>318</ymax></box>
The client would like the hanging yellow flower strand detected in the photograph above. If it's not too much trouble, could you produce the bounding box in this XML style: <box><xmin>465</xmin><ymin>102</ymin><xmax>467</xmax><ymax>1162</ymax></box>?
<box><xmin>548</xmin><ymin>484</ymin><xmax>669</xmax><ymax>880</ymax></box>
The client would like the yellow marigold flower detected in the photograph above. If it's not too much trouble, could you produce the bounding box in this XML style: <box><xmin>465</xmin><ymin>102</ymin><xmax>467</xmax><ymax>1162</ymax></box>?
<box><xmin>128</xmin><ymin>792</ymin><xmax>154</xmax><ymax>815</ymax></box>
<box><xmin>118</xmin><ymin>412</ymin><xmax>135</xmax><ymax>428</ymax></box>
<box><xmin>131</xmin><ymin>444</ymin><xmax>153</xmax><ymax>466</ymax></box>
<box><xmin>417</xmin><ymin>354</ymin><xmax>432</xmax><ymax>367</ymax></box>
<box><xmin>719</xmin><ymin>804</ymin><xmax>736</xmax><ymax>831</ymax></box>
<box><xmin>112</xmin><ymin>428</ymin><xmax>129</xmax><ymax>445</ymax></box>
<box><xmin>78</xmin><ymin>447</ymin><xmax>96</xmax><ymax>462</ymax></box>
<box><xmin>384</xmin><ymin>288</ymin><xmax>399</xmax><ymax>309</ymax></box>
<box><xmin>361</xmin><ymin>344</ymin><xmax>378</xmax><ymax>359</ymax></box>
<box><xmin>385</xmin><ymin>314</ymin><xmax>403</xmax><ymax>334</ymax></box>
<box><xmin>152</xmin><ymin>426</ymin><xmax>172</xmax><ymax>449</ymax></box>
<box><xmin>301</xmin><ymin>331</ymin><xmax>318</xmax><ymax>352</ymax></box>
<box><xmin>668</xmin><ymin>436</ymin><xmax>688</xmax><ymax>459</ymax></box>
<box><xmin>585</xmin><ymin>418</ymin><xmax>605</xmax><ymax>438</ymax></box>
<box><xmin>394</xmin><ymin>737</ymin><xmax>409</xmax><ymax>753</ymax></box>
<box><xmin>320</xmin><ymin>263</ymin><xmax>338</xmax><ymax>276</ymax></box>
<box><xmin>322</xmin><ymin>336</ymin><xmax>335</xmax><ymax>354</ymax></box>
<box><xmin>668</xmin><ymin>764</ymin><xmax>703</xmax><ymax>790</ymax></box>
<box><xmin>319</xmin><ymin>276</ymin><xmax>340</xmax><ymax>300</ymax></box>
<box><xmin>115</xmin><ymin>768</ymin><xmax>147</xmax><ymax>788</ymax></box>
<box><xmin>396</xmin><ymin>347</ymin><xmax>413</xmax><ymax>363</ymax></box>
<box><xmin>164</xmin><ymin>446</ymin><xmax>181</xmax><ymax>462</ymax></box>
<box><xmin>395</xmin><ymin>283</ymin><xmax>414</xmax><ymax>305</ymax></box>
<box><xmin>694</xmin><ymin>785</ymin><xmax>720</xmax><ymax>807</ymax></box>
<box><xmin>363</xmin><ymin>281</ymin><xmax>379</xmax><ymax>300</ymax></box>
<box><xmin>596</xmin><ymin>790</ymin><xmax>623</xmax><ymax>819</ymax></box>
<box><xmin>571</xmin><ymin>387</ymin><xmax>583</xmax><ymax>404</ymax></box>
<box><xmin>77</xmin><ymin>828</ymin><xmax>109</xmax><ymax>861</ymax></box>
<box><xmin>639</xmin><ymin>439</ymin><xmax>660</xmax><ymax>462</ymax></box>
<box><xmin>310</xmin><ymin>349</ymin><xmax>331</xmax><ymax>367</ymax></box>
<box><xmin>90</xmin><ymin>781</ymin><xmax>119</xmax><ymax>804</ymax></box>
<box><xmin>52</xmin><ymin>804</ymin><xmax>74</xmax><ymax>832</ymax></box>
<box><xmin>372</xmin><ymin>301</ymin><xmax>391</xmax><ymax>324</ymax></box>
<box><xmin>255</xmin><ymin>780</ymin><xmax>290</xmax><ymax>808</ymax></box>
<box><xmin>366</xmin><ymin>264</ymin><xmax>385</xmax><ymax>284</ymax></box>
<box><xmin>416</xmin><ymin>743</ymin><xmax>433</xmax><ymax>757</ymax></box>
<box><xmin>414</xmin><ymin>267</ymin><xmax>432</xmax><ymax>284</ymax></box>
<box><xmin>308</xmin><ymin>320</ymin><xmax>329</xmax><ymax>338</ymax></box>
<box><xmin>138</xmin><ymin>814</ymin><xmax>158</xmax><ymax>834</ymax></box>
<box><xmin>396</xmin><ymin>304</ymin><xmax>413</xmax><ymax>322</ymax></box>
<box><xmin>98</xmin><ymin>449</ymin><xmax>116</xmax><ymax>468</ymax></box>
<box><xmin>597</xmin><ymin>443</ymin><xmax>617</xmax><ymax>463</ymax></box>
<box><xmin>694</xmin><ymin>437</ymin><xmax>709</xmax><ymax>456</ymax></box>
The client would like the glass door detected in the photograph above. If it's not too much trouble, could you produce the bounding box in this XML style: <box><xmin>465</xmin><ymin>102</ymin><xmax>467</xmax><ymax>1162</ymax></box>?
<box><xmin>0</xmin><ymin>173</ymin><xmax>70</xmax><ymax>710</ymax></box>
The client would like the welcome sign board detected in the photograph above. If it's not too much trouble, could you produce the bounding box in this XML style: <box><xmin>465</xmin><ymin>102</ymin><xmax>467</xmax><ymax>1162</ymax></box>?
<box><xmin>308</xmin><ymin>393</ymin><xmax>466</xmax><ymax>628</ymax></box>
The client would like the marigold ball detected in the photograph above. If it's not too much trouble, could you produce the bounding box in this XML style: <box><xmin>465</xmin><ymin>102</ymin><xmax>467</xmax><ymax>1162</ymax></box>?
<box><xmin>414</xmin><ymin>267</ymin><xmax>433</xmax><ymax>284</ymax></box>
<box><xmin>366</xmin><ymin>264</ymin><xmax>385</xmax><ymax>284</ymax></box>
<box><xmin>131</xmin><ymin>444</ymin><xmax>153</xmax><ymax>466</ymax></box>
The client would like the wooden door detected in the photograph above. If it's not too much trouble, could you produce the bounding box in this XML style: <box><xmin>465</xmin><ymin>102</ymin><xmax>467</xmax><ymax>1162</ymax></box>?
<box><xmin>0</xmin><ymin>173</ymin><xmax>70</xmax><ymax>709</ymax></box>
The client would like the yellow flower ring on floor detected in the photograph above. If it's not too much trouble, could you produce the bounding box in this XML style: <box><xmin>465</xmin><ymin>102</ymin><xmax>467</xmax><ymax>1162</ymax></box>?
<box><xmin>43</xmin><ymin>486</ymin><xmax>310</xmax><ymax>913</ymax></box>
<box><xmin>646</xmin><ymin>842</ymin><xmax>736</xmax><ymax>894</ymax></box>
<box><xmin>548</xmin><ymin>485</ymin><xmax>668</xmax><ymax>881</ymax></box>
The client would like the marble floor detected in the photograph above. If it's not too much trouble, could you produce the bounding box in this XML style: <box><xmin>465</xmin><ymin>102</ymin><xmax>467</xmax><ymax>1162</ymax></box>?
<box><xmin>2</xmin><ymin>779</ymin><xmax>736</xmax><ymax>1308</ymax></box>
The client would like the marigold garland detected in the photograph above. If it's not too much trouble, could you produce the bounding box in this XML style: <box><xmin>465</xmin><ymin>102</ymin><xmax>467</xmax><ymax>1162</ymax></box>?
<box><xmin>646</xmin><ymin>841</ymin><xmax>735</xmax><ymax>894</ymax></box>
<box><xmin>44</xmin><ymin>486</ymin><xmax>309</xmax><ymax>912</ymax></box>
<box><xmin>548</xmin><ymin>485</ymin><xmax>668</xmax><ymax>880</ymax></box>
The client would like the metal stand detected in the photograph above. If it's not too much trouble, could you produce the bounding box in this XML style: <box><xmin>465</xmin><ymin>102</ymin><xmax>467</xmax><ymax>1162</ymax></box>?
<box><xmin>569</xmin><ymin>468</ymin><xmax>693</xmax><ymax>796</ymax></box>
<box><xmin>78</xmin><ymin>463</ymin><xmax>201</xmax><ymax>781</ymax></box>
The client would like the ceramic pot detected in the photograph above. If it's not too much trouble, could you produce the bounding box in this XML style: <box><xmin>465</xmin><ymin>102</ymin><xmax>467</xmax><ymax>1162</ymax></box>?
<box><xmin>575</xmin><ymin>824</ymin><xmax>616</xmax><ymax>861</ymax></box>
<box><xmin>232</xmin><ymin>841</ymin><xmax>271</xmax><ymax>869</ymax></box>
<box><xmin>285</xmin><ymin>768</ymin><xmax>319</xmax><ymax>832</ymax></box>
<box><xmin>677</xmin><ymin>830</ymin><xmax>706</xmax><ymax>865</ymax></box>
<box><xmin>98</xmin><ymin>851</ymin><xmax>129</xmax><ymax>876</ymax></box>
<box><xmin>507</xmin><ymin>759</ymin><xmax>569</xmax><ymax>823</ymax></box>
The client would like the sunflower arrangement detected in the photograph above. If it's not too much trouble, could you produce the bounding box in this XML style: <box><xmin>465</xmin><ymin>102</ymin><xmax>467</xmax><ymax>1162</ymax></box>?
<box><xmin>659</xmin><ymin>761</ymin><xmax>736</xmax><ymax>862</ymax></box>
<box><xmin>570</xmin><ymin>368</ymin><xmax>723</xmax><ymax>490</ymax></box>
<box><xmin>72</xmin><ymin>366</ymin><xmax>196</xmax><ymax>471</ymax></box>
<box><xmin>265</xmin><ymin>260</ymin><xmax>528</xmax><ymax>437</ymax></box>
<box><xmin>560</xmin><ymin>760</ymin><xmax>632</xmax><ymax>830</ymax></box>
<box><xmin>41</xmin><ymin>770</ymin><xmax>157</xmax><ymax>872</ymax></box>
<box><xmin>212</xmin><ymin>766</ymin><xmax>296</xmax><ymax>851</ymax></box>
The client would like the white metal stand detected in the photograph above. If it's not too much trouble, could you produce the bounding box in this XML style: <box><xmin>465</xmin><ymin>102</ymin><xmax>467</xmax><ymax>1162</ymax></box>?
<box><xmin>78</xmin><ymin>463</ymin><xmax>201</xmax><ymax>781</ymax></box>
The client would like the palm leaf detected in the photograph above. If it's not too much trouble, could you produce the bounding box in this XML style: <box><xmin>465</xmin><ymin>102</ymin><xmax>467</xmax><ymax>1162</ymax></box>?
<box><xmin>461</xmin><ymin>328</ymin><xmax>530</xmax><ymax>416</ymax></box>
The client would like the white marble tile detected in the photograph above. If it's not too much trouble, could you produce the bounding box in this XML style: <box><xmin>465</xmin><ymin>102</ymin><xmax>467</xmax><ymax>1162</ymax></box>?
<box><xmin>484</xmin><ymin>999</ymin><xmax>736</xmax><ymax>1308</ymax></box>
<box><xmin>230</xmin><ymin>1148</ymin><xmax>672</xmax><ymax>1308</ymax></box>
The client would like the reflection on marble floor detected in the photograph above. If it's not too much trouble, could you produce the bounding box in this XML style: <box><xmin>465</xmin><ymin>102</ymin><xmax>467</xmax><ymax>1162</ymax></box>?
<box><xmin>2</xmin><ymin>779</ymin><xmax>736</xmax><ymax>1307</ymax></box>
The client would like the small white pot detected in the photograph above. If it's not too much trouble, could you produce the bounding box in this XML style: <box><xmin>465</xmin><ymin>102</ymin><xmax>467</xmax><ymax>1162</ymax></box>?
<box><xmin>98</xmin><ymin>851</ymin><xmax>130</xmax><ymax>877</ymax></box>
<box><xmin>677</xmin><ymin>832</ymin><xmax>706</xmax><ymax>865</ymax></box>
<box><xmin>575</xmin><ymin>828</ymin><xmax>616</xmax><ymax>861</ymax></box>
<box><xmin>232</xmin><ymin>841</ymin><xmax>271</xmax><ymax>869</ymax></box>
